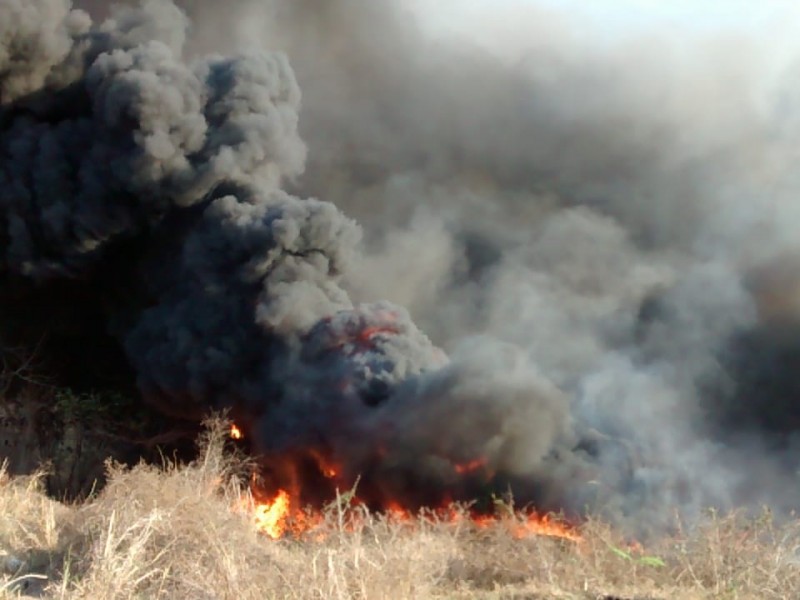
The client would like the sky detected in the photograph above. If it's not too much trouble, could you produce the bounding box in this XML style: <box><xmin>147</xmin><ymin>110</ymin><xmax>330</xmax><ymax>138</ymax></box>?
<box><xmin>416</xmin><ymin>1</ymin><xmax>799</xmax><ymax>39</ymax></box>
<box><xmin>529</xmin><ymin>0</ymin><xmax>790</xmax><ymax>32</ymax></box>
<box><xmin>411</xmin><ymin>0</ymin><xmax>800</xmax><ymax>79</ymax></box>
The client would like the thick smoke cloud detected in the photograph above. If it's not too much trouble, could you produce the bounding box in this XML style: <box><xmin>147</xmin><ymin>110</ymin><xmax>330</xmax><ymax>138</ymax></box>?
<box><xmin>0</xmin><ymin>0</ymin><xmax>573</xmax><ymax>520</ymax></box>
<box><xmin>7</xmin><ymin>0</ymin><xmax>800</xmax><ymax>533</ymax></box>
<box><xmin>228</xmin><ymin>0</ymin><xmax>800</xmax><ymax>526</ymax></box>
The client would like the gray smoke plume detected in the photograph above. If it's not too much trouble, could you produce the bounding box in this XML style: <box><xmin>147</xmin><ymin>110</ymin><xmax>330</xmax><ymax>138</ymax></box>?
<box><xmin>6</xmin><ymin>0</ymin><xmax>800</xmax><ymax>534</ymax></box>
<box><xmin>222</xmin><ymin>0</ymin><xmax>800</xmax><ymax>528</ymax></box>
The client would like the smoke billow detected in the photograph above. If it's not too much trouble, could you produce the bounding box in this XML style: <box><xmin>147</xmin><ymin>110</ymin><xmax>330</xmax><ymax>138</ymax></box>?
<box><xmin>6</xmin><ymin>0</ymin><xmax>800</xmax><ymax>533</ymax></box>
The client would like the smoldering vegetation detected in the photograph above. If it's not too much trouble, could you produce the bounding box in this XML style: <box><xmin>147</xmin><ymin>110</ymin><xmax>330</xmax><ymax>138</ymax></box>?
<box><xmin>4</xmin><ymin>0</ymin><xmax>800</xmax><ymax>534</ymax></box>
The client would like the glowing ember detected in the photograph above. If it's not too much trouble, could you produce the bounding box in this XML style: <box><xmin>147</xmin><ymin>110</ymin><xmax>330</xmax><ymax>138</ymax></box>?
<box><xmin>253</xmin><ymin>489</ymin><xmax>292</xmax><ymax>539</ymax></box>
<box><xmin>230</xmin><ymin>424</ymin><xmax>243</xmax><ymax>440</ymax></box>
<box><xmin>309</xmin><ymin>449</ymin><xmax>340</xmax><ymax>479</ymax></box>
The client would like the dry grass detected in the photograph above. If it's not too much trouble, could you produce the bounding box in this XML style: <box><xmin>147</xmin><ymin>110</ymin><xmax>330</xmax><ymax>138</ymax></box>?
<box><xmin>1</xmin><ymin>421</ymin><xmax>799</xmax><ymax>600</ymax></box>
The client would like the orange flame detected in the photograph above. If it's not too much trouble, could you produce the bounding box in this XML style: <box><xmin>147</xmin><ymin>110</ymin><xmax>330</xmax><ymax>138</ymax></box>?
<box><xmin>309</xmin><ymin>449</ymin><xmax>340</xmax><ymax>479</ymax></box>
<box><xmin>385</xmin><ymin>500</ymin><xmax>412</xmax><ymax>520</ymax></box>
<box><xmin>232</xmin><ymin>314</ymin><xmax>582</xmax><ymax>543</ymax></box>
<box><xmin>243</xmin><ymin>485</ymin><xmax>581</xmax><ymax>543</ymax></box>
<box><xmin>511</xmin><ymin>513</ymin><xmax>582</xmax><ymax>542</ymax></box>
<box><xmin>454</xmin><ymin>457</ymin><xmax>489</xmax><ymax>475</ymax></box>
<box><xmin>253</xmin><ymin>489</ymin><xmax>291</xmax><ymax>539</ymax></box>
<box><xmin>235</xmin><ymin>441</ymin><xmax>580</xmax><ymax>543</ymax></box>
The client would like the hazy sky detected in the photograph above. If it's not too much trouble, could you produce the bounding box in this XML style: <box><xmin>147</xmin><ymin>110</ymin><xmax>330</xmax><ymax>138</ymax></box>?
<box><xmin>411</xmin><ymin>0</ymin><xmax>800</xmax><ymax>78</ymax></box>
<box><xmin>524</xmin><ymin>0</ymin><xmax>790</xmax><ymax>31</ymax></box>
<box><xmin>416</xmin><ymin>1</ymin><xmax>798</xmax><ymax>38</ymax></box>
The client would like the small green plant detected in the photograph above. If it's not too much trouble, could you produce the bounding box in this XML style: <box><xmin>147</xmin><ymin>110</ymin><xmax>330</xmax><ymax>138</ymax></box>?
<box><xmin>608</xmin><ymin>542</ymin><xmax>666</xmax><ymax>568</ymax></box>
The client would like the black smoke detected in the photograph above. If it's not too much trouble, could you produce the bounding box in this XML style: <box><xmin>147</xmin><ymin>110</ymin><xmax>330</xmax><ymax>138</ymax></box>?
<box><xmin>0</xmin><ymin>0</ymin><xmax>574</xmax><ymax>517</ymax></box>
<box><xmin>5</xmin><ymin>0</ymin><xmax>800</xmax><ymax>533</ymax></box>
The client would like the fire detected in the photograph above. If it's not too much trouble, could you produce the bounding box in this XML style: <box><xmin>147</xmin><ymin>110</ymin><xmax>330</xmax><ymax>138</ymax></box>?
<box><xmin>253</xmin><ymin>489</ymin><xmax>292</xmax><ymax>539</ymax></box>
<box><xmin>385</xmin><ymin>500</ymin><xmax>412</xmax><ymax>520</ymax></box>
<box><xmin>241</xmin><ymin>481</ymin><xmax>581</xmax><ymax>543</ymax></box>
<box><xmin>454</xmin><ymin>457</ymin><xmax>489</xmax><ymax>475</ymax></box>
<box><xmin>230</xmin><ymin>409</ymin><xmax>577</xmax><ymax>543</ymax></box>
<box><xmin>512</xmin><ymin>513</ymin><xmax>583</xmax><ymax>542</ymax></box>
<box><xmin>232</xmin><ymin>442</ymin><xmax>581</xmax><ymax>543</ymax></box>
<box><xmin>309</xmin><ymin>449</ymin><xmax>340</xmax><ymax>479</ymax></box>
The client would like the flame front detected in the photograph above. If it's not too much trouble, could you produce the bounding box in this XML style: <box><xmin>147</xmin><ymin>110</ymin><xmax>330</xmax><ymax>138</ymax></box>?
<box><xmin>241</xmin><ymin>480</ymin><xmax>581</xmax><ymax>544</ymax></box>
<box><xmin>245</xmin><ymin>488</ymin><xmax>581</xmax><ymax>543</ymax></box>
<box><xmin>230</xmin><ymin>423</ymin><xmax>581</xmax><ymax>543</ymax></box>
<box><xmin>512</xmin><ymin>513</ymin><xmax>582</xmax><ymax>542</ymax></box>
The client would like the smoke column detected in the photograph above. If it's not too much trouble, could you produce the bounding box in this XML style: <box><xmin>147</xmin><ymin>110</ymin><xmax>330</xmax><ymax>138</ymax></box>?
<box><xmin>4</xmin><ymin>0</ymin><xmax>800</xmax><ymax>534</ymax></box>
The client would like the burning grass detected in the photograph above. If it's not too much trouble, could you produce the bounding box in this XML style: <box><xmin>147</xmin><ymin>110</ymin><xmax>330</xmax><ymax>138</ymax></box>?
<box><xmin>228</xmin><ymin>424</ymin><xmax>581</xmax><ymax>545</ymax></box>
<box><xmin>1</xmin><ymin>420</ymin><xmax>799</xmax><ymax>599</ymax></box>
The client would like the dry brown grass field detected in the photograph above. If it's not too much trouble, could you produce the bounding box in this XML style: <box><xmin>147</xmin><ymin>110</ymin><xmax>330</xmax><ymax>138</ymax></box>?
<box><xmin>1</xmin><ymin>421</ymin><xmax>798</xmax><ymax>600</ymax></box>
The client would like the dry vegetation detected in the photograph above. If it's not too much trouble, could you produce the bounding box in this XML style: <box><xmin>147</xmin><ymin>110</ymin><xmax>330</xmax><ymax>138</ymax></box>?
<box><xmin>1</xmin><ymin>421</ymin><xmax>798</xmax><ymax>600</ymax></box>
